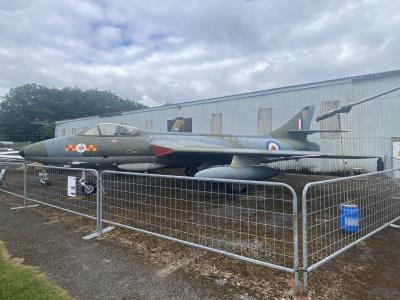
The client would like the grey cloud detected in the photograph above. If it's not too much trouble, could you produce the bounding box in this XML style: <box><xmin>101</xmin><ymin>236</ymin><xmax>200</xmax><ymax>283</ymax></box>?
<box><xmin>0</xmin><ymin>0</ymin><xmax>400</xmax><ymax>106</ymax></box>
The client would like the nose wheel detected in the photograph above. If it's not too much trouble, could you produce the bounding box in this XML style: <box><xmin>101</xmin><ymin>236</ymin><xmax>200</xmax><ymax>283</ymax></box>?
<box><xmin>79</xmin><ymin>175</ymin><xmax>97</xmax><ymax>196</ymax></box>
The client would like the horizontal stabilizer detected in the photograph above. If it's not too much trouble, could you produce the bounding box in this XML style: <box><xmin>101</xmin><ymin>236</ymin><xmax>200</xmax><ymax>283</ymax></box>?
<box><xmin>287</xmin><ymin>129</ymin><xmax>348</xmax><ymax>135</ymax></box>
<box><xmin>271</xmin><ymin>106</ymin><xmax>315</xmax><ymax>139</ymax></box>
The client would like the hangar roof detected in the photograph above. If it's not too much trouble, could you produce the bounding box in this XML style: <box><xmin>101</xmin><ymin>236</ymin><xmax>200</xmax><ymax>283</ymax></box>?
<box><xmin>55</xmin><ymin>69</ymin><xmax>400</xmax><ymax>125</ymax></box>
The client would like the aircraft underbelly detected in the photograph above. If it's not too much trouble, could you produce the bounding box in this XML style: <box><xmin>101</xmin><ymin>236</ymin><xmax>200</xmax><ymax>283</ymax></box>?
<box><xmin>31</xmin><ymin>155</ymin><xmax>157</xmax><ymax>167</ymax></box>
<box><xmin>156</xmin><ymin>154</ymin><xmax>232</xmax><ymax>168</ymax></box>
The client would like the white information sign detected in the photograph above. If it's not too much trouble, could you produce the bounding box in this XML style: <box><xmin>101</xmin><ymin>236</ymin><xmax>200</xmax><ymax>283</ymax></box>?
<box><xmin>67</xmin><ymin>176</ymin><xmax>77</xmax><ymax>197</ymax></box>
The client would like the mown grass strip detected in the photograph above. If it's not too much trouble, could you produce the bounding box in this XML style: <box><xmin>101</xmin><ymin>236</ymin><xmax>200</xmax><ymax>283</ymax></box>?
<box><xmin>0</xmin><ymin>241</ymin><xmax>72</xmax><ymax>300</ymax></box>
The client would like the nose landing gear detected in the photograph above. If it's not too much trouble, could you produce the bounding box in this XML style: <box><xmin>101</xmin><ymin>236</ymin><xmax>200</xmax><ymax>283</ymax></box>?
<box><xmin>79</xmin><ymin>171</ymin><xmax>97</xmax><ymax>195</ymax></box>
<box><xmin>79</xmin><ymin>178</ymin><xmax>97</xmax><ymax>195</ymax></box>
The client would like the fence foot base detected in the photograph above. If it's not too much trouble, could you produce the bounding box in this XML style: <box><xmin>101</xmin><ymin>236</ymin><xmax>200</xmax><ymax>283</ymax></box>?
<box><xmin>288</xmin><ymin>279</ymin><xmax>308</xmax><ymax>299</ymax></box>
<box><xmin>83</xmin><ymin>226</ymin><xmax>115</xmax><ymax>240</ymax></box>
<box><xmin>11</xmin><ymin>204</ymin><xmax>39</xmax><ymax>210</ymax></box>
<box><xmin>390</xmin><ymin>224</ymin><xmax>400</xmax><ymax>229</ymax></box>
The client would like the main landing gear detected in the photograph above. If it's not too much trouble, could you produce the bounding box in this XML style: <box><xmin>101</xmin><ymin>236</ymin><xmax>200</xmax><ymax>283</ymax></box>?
<box><xmin>79</xmin><ymin>178</ymin><xmax>97</xmax><ymax>195</ymax></box>
<box><xmin>184</xmin><ymin>165</ymin><xmax>198</xmax><ymax>177</ymax></box>
<box><xmin>39</xmin><ymin>171</ymin><xmax>51</xmax><ymax>186</ymax></box>
<box><xmin>227</xmin><ymin>184</ymin><xmax>247</xmax><ymax>194</ymax></box>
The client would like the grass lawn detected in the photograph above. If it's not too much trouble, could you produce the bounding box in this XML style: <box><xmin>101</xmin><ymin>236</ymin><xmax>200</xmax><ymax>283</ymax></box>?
<box><xmin>0</xmin><ymin>241</ymin><xmax>71</xmax><ymax>300</ymax></box>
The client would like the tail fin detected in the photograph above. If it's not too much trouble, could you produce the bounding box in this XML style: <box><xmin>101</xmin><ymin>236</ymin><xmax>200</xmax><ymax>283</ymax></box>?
<box><xmin>270</xmin><ymin>106</ymin><xmax>315</xmax><ymax>140</ymax></box>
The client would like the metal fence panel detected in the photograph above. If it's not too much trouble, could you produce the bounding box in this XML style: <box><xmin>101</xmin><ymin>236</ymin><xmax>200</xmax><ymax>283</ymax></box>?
<box><xmin>4</xmin><ymin>162</ymin><xmax>400</xmax><ymax>295</ymax></box>
<box><xmin>25</xmin><ymin>164</ymin><xmax>99</xmax><ymax>220</ymax></box>
<box><xmin>0</xmin><ymin>162</ymin><xmax>25</xmax><ymax>198</ymax></box>
<box><xmin>302</xmin><ymin>169</ymin><xmax>400</xmax><ymax>291</ymax></box>
<box><xmin>101</xmin><ymin>171</ymin><xmax>298</xmax><ymax>275</ymax></box>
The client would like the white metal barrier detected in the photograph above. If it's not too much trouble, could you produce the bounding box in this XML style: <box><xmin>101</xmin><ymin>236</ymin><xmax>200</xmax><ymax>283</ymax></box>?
<box><xmin>2</xmin><ymin>162</ymin><xmax>400</xmax><ymax>295</ymax></box>
<box><xmin>302</xmin><ymin>169</ymin><xmax>400</xmax><ymax>292</ymax></box>
<box><xmin>101</xmin><ymin>171</ymin><xmax>299</xmax><ymax>288</ymax></box>
<box><xmin>24</xmin><ymin>164</ymin><xmax>100</xmax><ymax>223</ymax></box>
<box><xmin>0</xmin><ymin>163</ymin><xmax>300</xmax><ymax>291</ymax></box>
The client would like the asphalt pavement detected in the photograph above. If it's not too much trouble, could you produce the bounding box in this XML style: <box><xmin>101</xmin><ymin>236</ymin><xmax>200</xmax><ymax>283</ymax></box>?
<box><xmin>0</xmin><ymin>196</ymin><xmax>249</xmax><ymax>300</ymax></box>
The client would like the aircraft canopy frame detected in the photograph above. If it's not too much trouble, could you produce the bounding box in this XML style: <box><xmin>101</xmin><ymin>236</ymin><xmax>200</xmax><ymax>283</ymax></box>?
<box><xmin>78</xmin><ymin>123</ymin><xmax>142</xmax><ymax>137</ymax></box>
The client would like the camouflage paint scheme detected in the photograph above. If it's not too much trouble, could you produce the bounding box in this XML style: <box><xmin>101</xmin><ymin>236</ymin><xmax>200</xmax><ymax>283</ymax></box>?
<box><xmin>20</xmin><ymin>106</ymin><xmax>374</xmax><ymax>180</ymax></box>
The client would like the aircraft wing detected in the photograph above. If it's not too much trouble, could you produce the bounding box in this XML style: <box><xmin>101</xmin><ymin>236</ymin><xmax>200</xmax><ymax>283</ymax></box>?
<box><xmin>150</xmin><ymin>141</ymin><xmax>376</xmax><ymax>162</ymax></box>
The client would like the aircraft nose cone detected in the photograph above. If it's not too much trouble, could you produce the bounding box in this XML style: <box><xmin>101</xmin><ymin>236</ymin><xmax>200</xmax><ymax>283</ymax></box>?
<box><xmin>22</xmin><ymin>142</ymin><xmax>46</xmax><ymax>158</ymax></box>
<box><xmin>19</xmin><ymin>148</ymin><xmax>25</xmax><ymax>158</ymax></box>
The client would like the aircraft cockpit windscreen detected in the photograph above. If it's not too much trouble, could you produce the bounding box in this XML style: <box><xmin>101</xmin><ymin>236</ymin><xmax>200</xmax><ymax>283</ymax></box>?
<box><xmin>98</xmin><ymin>123</ymin><xmax>141</xmax><ymax>136</ymax></box>
<box><xmin>78</xmin><ymin>123</ymin><xmax>141</xmax><ymax>136</ymax></box>
<box><xmin>78</xmin><ymin>126</ymin><xmax>100</xmax><ymax>136</ymax></box>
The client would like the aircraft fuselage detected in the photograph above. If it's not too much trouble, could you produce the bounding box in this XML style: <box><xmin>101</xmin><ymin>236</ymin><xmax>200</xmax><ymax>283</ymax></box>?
<box><xmin>20</xmin><ymin>131</ymin><xmax>319</xmax><ymax>170</ymax></box>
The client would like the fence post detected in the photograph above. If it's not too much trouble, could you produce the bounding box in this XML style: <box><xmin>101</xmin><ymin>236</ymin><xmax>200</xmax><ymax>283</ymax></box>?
<box><xmin>96</xmin><ymin>170</ymin><xmax>102</xmax><ymax>234</ymax></box>
<box><xmin>302</xmin><ymin>183</ymin><xmax>310</xmax><ymax>294</ymax></box>
<box><xmin>83</xmin><ymin>170</ymin><xmax>114</xmax><ymax>240</ymax></box>
<box><xmin>23</xmin><ymin>164</ymin><xmax>27</xmax><ymax>207</ymax></box>
<box><xmin>290</xmin><ymin>186</ymin><xmax>299</xmax><ymax>294</ymax></box>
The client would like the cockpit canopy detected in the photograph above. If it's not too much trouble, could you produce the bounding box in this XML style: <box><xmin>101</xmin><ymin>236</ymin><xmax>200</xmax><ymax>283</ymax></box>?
<box><xmin>78</xmin><ymin>123</ymin><xmax>142</xmax><ymax>137</ymax></box>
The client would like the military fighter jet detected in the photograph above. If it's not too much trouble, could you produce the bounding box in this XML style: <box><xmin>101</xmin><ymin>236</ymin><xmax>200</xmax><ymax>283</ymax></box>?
<box><xmin>19</xmin><ymin>105</ymin><xmax>374</xmax><ymax>183</ymax></box>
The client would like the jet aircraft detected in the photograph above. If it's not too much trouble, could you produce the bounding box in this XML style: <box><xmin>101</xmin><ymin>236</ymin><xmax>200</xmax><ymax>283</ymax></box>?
<box><xmin>18</xmin><ymin>106</ymin><xmax>374</xmax><ymax>183</ymax></box>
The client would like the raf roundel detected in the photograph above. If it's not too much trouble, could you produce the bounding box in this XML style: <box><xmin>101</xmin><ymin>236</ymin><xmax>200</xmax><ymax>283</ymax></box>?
<box><xmin>75</xmin><ymin>143</ymin><xmax>87</xmax><ymax>153</ymax></box>
<box><xmin>267</xmin><ymin>141</ymin><xmax>280</xmax><ymax>151</ymax></box>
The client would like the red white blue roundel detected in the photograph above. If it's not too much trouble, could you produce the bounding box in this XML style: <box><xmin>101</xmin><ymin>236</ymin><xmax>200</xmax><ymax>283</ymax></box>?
<box><xmin>76</xmin><ymin>143</ymin><xmax>87</xmax><ymax>153</ymax></box>
<box><xmin>267</xmin><ymin>141</ymin><xmax>280</xmax><ymax>151</ymax></box>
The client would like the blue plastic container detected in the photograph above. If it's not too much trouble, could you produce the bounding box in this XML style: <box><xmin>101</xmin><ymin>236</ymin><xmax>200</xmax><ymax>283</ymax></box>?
<box><xmin>339</xmin><ymin>204</ymin><xmax>360</xmax><ymax>234</ymax></box>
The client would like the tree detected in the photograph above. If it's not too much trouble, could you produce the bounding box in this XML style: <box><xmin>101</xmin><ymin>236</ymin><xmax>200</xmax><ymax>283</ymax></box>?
<box><xmin>0</xmin><ymin>84</ymin><xmax>146</xmax><ymax>141</ymax></box>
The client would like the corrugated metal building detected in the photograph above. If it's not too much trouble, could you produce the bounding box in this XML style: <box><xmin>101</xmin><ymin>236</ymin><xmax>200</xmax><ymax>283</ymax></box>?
<box><xmin>55</xmin><ymin>70</ymin><xmax>400</xmax><ymax>173</ymax></box>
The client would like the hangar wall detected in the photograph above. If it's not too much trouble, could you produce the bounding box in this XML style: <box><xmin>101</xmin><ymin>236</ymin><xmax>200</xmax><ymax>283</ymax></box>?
<box><xmin>55</xmin><ymin>70</ymin><xmax>400</xmax><ymax>173</ymax></box>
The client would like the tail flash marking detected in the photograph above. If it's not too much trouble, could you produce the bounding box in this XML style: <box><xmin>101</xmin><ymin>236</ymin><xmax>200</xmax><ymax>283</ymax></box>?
<box><xmin>297</xmin><ymin>118</ymin><xmax>303</xmax><ymax>130</ymax></box>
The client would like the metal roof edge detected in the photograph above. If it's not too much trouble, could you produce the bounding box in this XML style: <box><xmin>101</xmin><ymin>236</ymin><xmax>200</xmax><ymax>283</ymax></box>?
<box><xmin>55</xmin><ymin>115</ymin><xmax>100</xmax><ymax>125</ymax></box>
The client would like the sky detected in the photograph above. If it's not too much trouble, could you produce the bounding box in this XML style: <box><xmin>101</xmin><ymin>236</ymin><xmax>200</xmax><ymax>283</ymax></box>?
<box><xmin>0</xmin><ymin>0</ymin><xmax>399</xmax><ymax>107</ymax></box>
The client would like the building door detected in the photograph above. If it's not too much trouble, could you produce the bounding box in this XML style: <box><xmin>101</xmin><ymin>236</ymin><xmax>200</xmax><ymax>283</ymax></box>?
<box><xmin>392</xmin><ymin>137</ymin><xmax>400</xmax><ymax>172</ymax></box>
<box><xmin>257</xmin><ymin>108</ymin><xmax>272</xmax><ymax>134</ymax></box>
<box><xmin>211</xmin><ymin>113</ymin><xmax>222</xmax><ymax>134</ymax></box>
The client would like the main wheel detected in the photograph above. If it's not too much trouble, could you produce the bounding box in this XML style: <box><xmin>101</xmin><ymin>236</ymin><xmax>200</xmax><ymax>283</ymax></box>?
<box><xmin>184</xmin><ymin>166</ymin><xmax>198</xmax><ymax>177</ymax></box>
<box><xmin>40</xmin><ymin>178</ymin><xmax>51</xmax><ymax>186</ymax></box>
<box><xmin>227</xmin><ymin>184</ymin><xmax>248</xmax><ymax>194</ymax></box>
